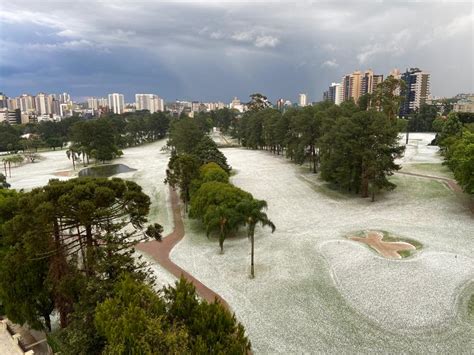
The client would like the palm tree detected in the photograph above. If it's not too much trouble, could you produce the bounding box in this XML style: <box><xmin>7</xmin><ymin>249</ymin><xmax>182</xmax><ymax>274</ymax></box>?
<box><xmin>237</xmin><ymin>199</ymin><xmax>275</xmax><ymax>278</ymax></box>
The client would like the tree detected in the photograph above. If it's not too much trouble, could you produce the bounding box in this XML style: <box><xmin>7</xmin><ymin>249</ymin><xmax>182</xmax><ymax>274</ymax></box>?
<box><xmin>319</xmin><ymin>110</ymin><xmax>404</xmax><ymax>199</ymax></box>
<box><xmin>247</xmin><ymin>93</ymin><xmax>272</xmax><ymax>112</ymax></box>
<box><xmin>193</xmin><ymin>136</ymin><xmax>231</xmax><ymax>172</ymax></box>
<box><xmin>0</xmin><ymin>178</ymin><xmax>155</xmax><ymax>330</ymax></box>
<box><xmin>444</xmin><ymin>130</ymin><xmax>474</xmax><ymax>194</ymax></box>
<box><xmin>163</xmin><ymin>277</ymin><xmax>251</xmax><ymax>353</ymax></box>
<box><xmin>190</xmin><ymin>181</ymin><xmax>252</xmax><ymax>252</ymax></box>
<box><xmin>371</xmin><ymin>75</ymin><xmax>406</xmax><ymax>121</ymax></box>
<box><xmin>0</xmin><ymin>173</ymin><xmax>9</xmax><ymax>189</ymax></box>
<box><xmin>95</xmin><ymin>275</ymin><xmax>188</xmax><ymax>354</ymax></box>
<box><xmin>168</xmin><ymin>118</ymin><xmax>205</xmax><ymax>154</ymax></box>
<box><xmin>165</xmin><ymin>153</ymin><xmax>201</xmax><ymax>212</ymax></box>
<box><xmin>236</xmin><ymin>199</ymin><xmax>275</xmax><ymax>278</ymax></box>
<box><xmin>408</xmin><ymin>104</ymin><xmax>439</xmax><ymax>132</ymax></box>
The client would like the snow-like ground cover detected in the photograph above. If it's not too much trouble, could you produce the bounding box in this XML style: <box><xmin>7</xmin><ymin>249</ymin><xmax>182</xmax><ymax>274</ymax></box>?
<box><xmin>171</xmin><ymin>133</ymin><xmax>474</xmax><ymax>353</ymax></box>
<box><xmin>5</xmin><ymin>140</ymin><xmax>177</xmax><ymax>287</ymax></box>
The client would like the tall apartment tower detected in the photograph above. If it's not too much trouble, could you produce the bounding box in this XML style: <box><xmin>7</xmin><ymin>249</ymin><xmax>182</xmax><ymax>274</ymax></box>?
<box><xmin>135</xmin><ymin>94</ymin><xmax>164</xmax><ymax>113</ymax></box>
<box><xmin>19</xmin><ymin>94</ymin><xmax>36</xmax><ymax>113</ymax></box>
<box><xmin>341</xmin><ymin>71</ymin><xmax>362</xmax><ymax>102</ymax></box>
<box><xmin>108</xmin><ymin>93</ymin><xmax>125</xmax><ymax>114</ymax></box>
<box><xmin>59</xmin><ymin>92</ymin><xmax>71</xmax><ymax>104</ymax></box>
<box><xmin>399</xmin><ymin>68</ymin><xmax>430</xmax><ymax>117</ymax></box>
<box><xmin>298</xmin><ymin>93</ymin><xmax>308</xmax><ymax>107</ymax></box>
<box><xmin>328</xmin><ymin>83</ymin><xmax>343</xmax><ymax>105</ymax></box>
<box><xmin>35</xmin><ymin>93</ymin><xmax>52</xmax><ymax>115</ymax></box>
<box><xmin>341</xmin><ymin>69</ymin><xmax>383</xmax><ymax>103</ymax></box>
<box><xmin>361</xmin><ymin>69</ymin><xmax>383</xmax><ymax>95</ymax></box>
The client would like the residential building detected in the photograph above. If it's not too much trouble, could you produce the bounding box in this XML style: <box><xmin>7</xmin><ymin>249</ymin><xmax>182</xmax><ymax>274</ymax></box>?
<box><xmin>0</xmin><ymin>93</ymin><xmax>7</xmax><ymax>109</ymax></box>
<box><xmin>230</xmin><ymin>97</ymin><xmax>246</xmax><ymax>112</ymax></box>
<box><xmin>453</xmin><ymin>95</ymin><xmax>474</xmax><ymax>113</ymax></box>
<box><xmin>59</xmin><ymin>92</ymin><xmax>71</xmax><ymax>104</ymax></box>
<box><xmin>88</xmin><ymin>98</ymin><xmax>99</xmax><ymax>110</ymax></box>
<box><xmin>108</xmin><ymin>93</ymin><xmax>125</xmax><ymax>114</ymax></box>
<box><xmin>340</xmin><ymin>69</ymin><xmax>383</xmax><ymax>103</ymax></box>
<box><xmin>399</xmin><ymin>68</ymin><xmax>430</xmax><ymax>117</ymax></box>
<box><xmin>328</xmin><ymin>83</ymin><xmax>343</xmax><ymax>105</ymax></box>
<box><xmin>0</xmin><ymin>109</ymin><xmax>20</xmax><ymax>124</ymax></box>
<box><xmin>35</xmin><ymin>93</ymin><xmax>52</xmax><ymax>115</ymax></box>
<box><xmin>19</xmin><ymin>94</ymin><xmax>36</xmax><ymax>113</ymax></box>
<box><xmin>135</xmin><ymin>94</ymin><xmax>164</xmax><ymax>113</ymax></box>
<box><xmin>299</xmin><ymin>93</ymin><xmax>308</xmax><ymax>107</ymax></box>
<box><xmin>361</xmin><ymin>69</ymin><xmax>383</xmax><ymax>95</ymax></box>
<box><xmin>7</xmin><ymin>98</ymin><xmax>19</xmax><ymax>110</ymax></box>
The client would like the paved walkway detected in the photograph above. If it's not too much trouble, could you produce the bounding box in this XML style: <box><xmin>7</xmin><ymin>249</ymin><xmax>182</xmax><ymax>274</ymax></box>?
<box><xmin>136</xmin><ymin>187</ymin><xmax>230</xmax><ymax>310</ymax></box>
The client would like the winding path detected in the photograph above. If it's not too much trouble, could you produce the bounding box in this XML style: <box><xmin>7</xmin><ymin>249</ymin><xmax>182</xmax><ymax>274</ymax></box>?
<box><xmin>136</xmin><ymin>187</ymin><xmax>230</xmax><ymax>310</ymax></box>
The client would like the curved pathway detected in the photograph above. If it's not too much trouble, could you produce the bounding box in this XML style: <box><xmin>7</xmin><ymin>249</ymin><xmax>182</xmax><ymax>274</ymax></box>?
<box><xmin>136</xmin><ymin>187</ymin><xmax>230</xmax><ymax>310</ymax></box>
<box><xmin>396</xmin><ymin>171</ymin><xmax>473</xmax><ymax>213</ymax></box>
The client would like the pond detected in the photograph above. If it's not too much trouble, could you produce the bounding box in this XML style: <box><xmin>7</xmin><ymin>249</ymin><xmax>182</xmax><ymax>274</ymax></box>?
<box><xmin>78</xmin><ymin>164</ymin><xmax>136</xmax><ymax>178</ymax></box>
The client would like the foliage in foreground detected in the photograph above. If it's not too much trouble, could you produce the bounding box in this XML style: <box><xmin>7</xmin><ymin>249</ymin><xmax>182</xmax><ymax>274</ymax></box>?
<box><xmin>0</xmin><ymin>177</ymin><xmax>251</xmax><ymax>354</ymax></box>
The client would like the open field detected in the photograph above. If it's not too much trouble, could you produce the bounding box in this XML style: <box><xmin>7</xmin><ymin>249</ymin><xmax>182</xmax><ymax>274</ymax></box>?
<box><xmin>171</xmin><ymin>133</ymin><xmax>474</xmax><ymax>353</ymax></box>
<box><xmin>4</xmin><ymin>133</ymin><xmax>473</xmax><ymax>352</ymax></box>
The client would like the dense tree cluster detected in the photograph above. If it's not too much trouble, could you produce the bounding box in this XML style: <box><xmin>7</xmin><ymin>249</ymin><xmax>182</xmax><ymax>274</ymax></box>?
<box><xmin>0</xmin><ymin>177</ymin><xmax>251</xmax><ymax>353</ymax></box>
<box><xmin>0</xmin><ymin>111</ymin><xmax>170</xmax><ymax>154</ymax></box>
<box><xmin>435</xmin><ymin>112</ymin><xmax>474</xmax><ymax>194</ymax></box>
<box><xmin>166</xmin><ymin>117</ymin><xmax>275</xmax><ymax>277</ymax></box>
<box><xmin>232</xmin><ymin>94</ymin><xmax>405</xmax><ymax>200</ymax></box>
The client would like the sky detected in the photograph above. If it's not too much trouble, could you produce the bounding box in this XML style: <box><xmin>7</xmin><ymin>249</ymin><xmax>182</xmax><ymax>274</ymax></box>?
<box><xmin>0</xmin><ymin>1</ymin><xmax>473</xmax><ymax>103</ymax></box>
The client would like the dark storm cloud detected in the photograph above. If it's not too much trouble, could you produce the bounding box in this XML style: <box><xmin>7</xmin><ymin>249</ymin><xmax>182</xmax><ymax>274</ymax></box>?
<box><xmin>0</xmin><ymin>1</ymin><xmax>472</xmax><ymax>102</ymax></box>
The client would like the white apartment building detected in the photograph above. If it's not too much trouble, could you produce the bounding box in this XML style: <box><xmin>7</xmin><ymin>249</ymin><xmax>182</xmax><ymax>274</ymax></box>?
<box><xmin>135</xmin><ymin>94</ymin><xmax>164</xmax><ymax>113</ymax></box>
<box><xmin>298</xmin><ymin>93</ymin><xmax>308</xmax><ymax>107</ymax></box>
<box><xmin>108</xmin><ymin>93</ymin><xmax>125</xmax><ymax>114</ymax></box>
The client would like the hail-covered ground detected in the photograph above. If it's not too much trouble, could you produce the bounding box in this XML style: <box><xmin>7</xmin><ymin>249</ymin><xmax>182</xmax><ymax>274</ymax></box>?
<box><xmin>5</xmin><ymin>140</ymin><xmax>176</xmax><ymax>288</ymax></box>
<box><xmin>171</xmin><ymin>132</ymin><xmax>474</xmax><ymax>353</ymax></box>
<box><xmin>4</xmin><ymin>133</ymin><xmax>473</xmax><ymax>352</ymax></box>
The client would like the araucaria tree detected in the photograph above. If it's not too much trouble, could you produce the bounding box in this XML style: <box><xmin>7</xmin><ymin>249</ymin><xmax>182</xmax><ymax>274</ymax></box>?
<box><xmin>0</xmin><ymin>177</ymin><xmax>158</xmax><ymax>330</ymax></box>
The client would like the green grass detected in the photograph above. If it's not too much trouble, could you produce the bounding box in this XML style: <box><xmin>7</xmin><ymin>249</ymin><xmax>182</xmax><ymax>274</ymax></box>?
<box><xmin>47</xmin><ymin>332</ymin><xmax>65</xmax><ymax>353</ymax></box>
<box><xmin>348</xmin><ymin>230</ymin><xmax>423</xmax><ymax>259</ymax></box>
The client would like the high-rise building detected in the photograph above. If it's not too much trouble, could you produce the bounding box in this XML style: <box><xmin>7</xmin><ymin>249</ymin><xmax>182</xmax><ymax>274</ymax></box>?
<box><xmin>59</xmin><ymin>92</ymin><xmax>71</xmax><ymax>104</ymax></box>
<box><xmin>0</xmin><ymin>109</ymin><xmax>20</xmax><ymax>124</ymax></box>
<box><xmin>19</xmin><ymin>94</ymin><xmax>36</xmax><ymax>113</ymax></box>
<box><xmin>135</xmin><ymin>94</ymin><xmax>164</xmax><ymax>113</ymax></box>
<box><xmin>108</xmin><ymin>93</ymin><xmax>125</xmax><ymax>114</ymax></box>
<box><xmin>88</xmin><ymin>98</ymin><xmax>99</xmax><ymax>110</ymax></box>
<box><xmin>298</xmin><ymin>93</ymin><xmax>308</xmax><ymax>107</ymax></box>
<box><xmin>361</xmin><ymin>69</ymin><xmax>383</xmax><ymax>95</ymax></box>
<box><xmin>35</xmin><ymin>93</ymin><xmax>52</xmax><ymax>115</ymax></box>
<box><xmin>399</xmin><ymin>68</ymin><xmax>430</xmax><ymax>117</ymax></box>
<box><xmin>341</xmin><ymin>69</ymin><xmax>383</xmax><ymax>103</ymax></box>
<box><xmin>327</xmin><ymin>83</ymin><xmax>343</xmax><ymax>105</ymax></box>
<box><xmin>0</xmin><ymin>93</ymin><xmax>7</xmax><ymax>109</ymax></box>
<box><xmin>7</xmin><ymin>98</ymin><xmax>19</xmax><ymax>110</ymax></box>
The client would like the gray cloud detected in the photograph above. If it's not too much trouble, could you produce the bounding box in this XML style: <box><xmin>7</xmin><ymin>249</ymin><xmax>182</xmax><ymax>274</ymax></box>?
<box><xmin>0</xmin><ymin>1</ymin><xmax>472</xmax><ymax>102</ymax></box>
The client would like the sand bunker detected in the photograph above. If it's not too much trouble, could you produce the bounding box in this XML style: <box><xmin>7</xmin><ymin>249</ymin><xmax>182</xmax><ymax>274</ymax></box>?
<box><xmin>349</xmin><ymin>231</ymin><xmax>416</xmax><ymax>259</ymax></box>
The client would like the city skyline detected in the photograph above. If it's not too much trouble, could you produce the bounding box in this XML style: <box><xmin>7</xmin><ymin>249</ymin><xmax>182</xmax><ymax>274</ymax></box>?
<box><xmin>0</xmin><ymin>1</ymin><xmax>472</xmax><ymax>102</ymax></box>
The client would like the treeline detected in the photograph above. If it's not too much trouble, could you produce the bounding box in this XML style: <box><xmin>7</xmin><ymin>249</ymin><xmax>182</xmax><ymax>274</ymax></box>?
<box><xmin>407</xmin><ymin>104</ymin><xmax>474</xmax><ymax>133</ymax></box>
<box><xmin>0</xmin><ymin>110</ymin><xmax>171</xmax><ymax>153</ymax></box>
<box><xmin>0</xmin><ymin>178</ymin><xmax>251</xmax><ymax>353</ymax></box>
<box><xmin>230</xmin><ymin>88</ymin><xmax>406</xmax><ymax>201</ymax></box>
<box><xmin>434</xmin><ymin>113</ymin><xmax>474</xmax><ymax>194</ymax></box>
<box><xmin>165</xmin><ymin>117</ymin><xmax>275</xmax><ymax>278</ymax></box>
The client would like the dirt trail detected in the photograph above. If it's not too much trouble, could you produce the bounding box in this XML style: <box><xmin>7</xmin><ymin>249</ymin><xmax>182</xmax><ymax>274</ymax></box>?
<box><xmin>136</xmin><ymin>187</ymin><xmax>230</xmax><ymax>310</ymax></box>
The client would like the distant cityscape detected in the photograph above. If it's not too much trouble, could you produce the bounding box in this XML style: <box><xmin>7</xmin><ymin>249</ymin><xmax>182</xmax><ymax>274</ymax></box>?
<box><xmin>1</xmin><ymin>67</ymin><xmax>473</xmax><ymax>125</ymax></box>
